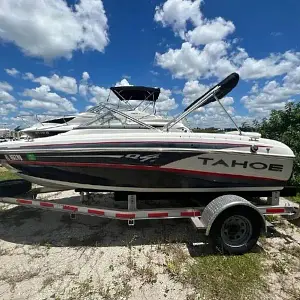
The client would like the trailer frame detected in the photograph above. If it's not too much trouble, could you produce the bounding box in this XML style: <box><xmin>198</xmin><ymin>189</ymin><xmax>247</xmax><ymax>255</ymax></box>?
<box><xmin>0</xmin><ymin>187</ymin><xmax>298</xmax><ymax>254</ymax></box>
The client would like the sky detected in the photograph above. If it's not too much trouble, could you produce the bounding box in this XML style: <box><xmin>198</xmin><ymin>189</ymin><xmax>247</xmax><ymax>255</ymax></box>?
<box><xmin>0</xmin><ymin>0</ymin><xmax>300</xmax><ymax>129</ymax></box>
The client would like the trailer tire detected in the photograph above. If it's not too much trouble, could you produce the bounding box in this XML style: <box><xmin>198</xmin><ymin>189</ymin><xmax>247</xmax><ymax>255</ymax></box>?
<box><xmin>210</xmin><ymin>207</ymin><xmax>261</xmax><ymax>255</ymax></box>
<box><xmin>0</xmin><ymin>179</ymin><xmax>32</xmax><ymax>197</ymax></box>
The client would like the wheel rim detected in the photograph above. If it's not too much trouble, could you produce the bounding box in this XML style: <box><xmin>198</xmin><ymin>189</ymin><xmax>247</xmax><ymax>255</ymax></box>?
<box><xmin>220</xmin><ymin>215</ymin><xmax>252</xmax><ymax>247</ymax></box>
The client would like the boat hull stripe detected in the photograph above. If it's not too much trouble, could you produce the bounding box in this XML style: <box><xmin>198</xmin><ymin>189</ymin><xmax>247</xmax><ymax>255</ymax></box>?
<box><xmin>7</xmin><ymin>160</ymin><xmax>283</xmax><ymax>181</ymax></box>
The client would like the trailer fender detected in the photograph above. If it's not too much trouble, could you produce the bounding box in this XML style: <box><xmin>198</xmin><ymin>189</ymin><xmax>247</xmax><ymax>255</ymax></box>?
<box><xmin>201</xmin><ymin>194</ymin><xmax>266</xmax><ymax>236</ymax></box>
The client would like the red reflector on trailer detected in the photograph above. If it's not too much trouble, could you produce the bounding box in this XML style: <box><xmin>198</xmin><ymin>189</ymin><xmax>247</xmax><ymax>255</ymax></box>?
<box><xmin>40</xmin><ymin>202</ymin><xmax>54</xmax><ymax>207</ymax></box>
<box><xmin>148</xmin><ymin>212</ymin><xmax>168</xmax><ymax>218</ymax></box>
<box><xmin>116</xmin><ymin>213</ymin><xmax>135</xmax><ymax>219</ymax></box>
<box><xmin>181</xmin><ymin>211</ymin><xmax>201</xmax><ymax>217</ymax></box>
<box><xmin>88</xmin><ymin>209</ymin><xmax>104</xmax><ymax>215</ymax></box>
<box><xmin>17</xmin><ymin>199</ymin><xmax>32</xmax><ymax>204</ymax></box>
<box><xmin>266</xmin><ymin>208</ymin><xmax>285</xmax><ymax>214</ymax></box>
<box><xmin>63</xmin><ymin>205</ymin><xmax>78</xmax><ymax>212</ymax></box>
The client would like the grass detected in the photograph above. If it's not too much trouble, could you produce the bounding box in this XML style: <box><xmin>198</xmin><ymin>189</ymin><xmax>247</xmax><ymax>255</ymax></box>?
<box><xmin>188</xmin><ymin>255</ymin><xmax>264</xmax><ymax>300</ymax></box>
<box><xmin>0</xmin><ymin>167</ymin><xmax>20</xmax><ymax>181</ymax></box>
<box><xmin>288</xmin><ymin>193</ymin><xmax>300</xmax><ymax>204</ymax></box>
<box><xmin>163</xmin><ymin>244</ymin><xmax>265</xmax><ymax>300</ymax></box>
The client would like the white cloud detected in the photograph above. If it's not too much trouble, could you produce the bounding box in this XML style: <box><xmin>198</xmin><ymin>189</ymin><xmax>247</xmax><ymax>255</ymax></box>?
<box><xmin>241</xmin><ymin>68</ymin><xmax>300</xmax><ymax>117</ymax></box>
<box><xmin>82</xmin><ymin>71</ymin><xmax>90</xmax><ymax>81</ymax></box>
<box><xmin>33</xmin><ymin>74</ymin><xmax>77</xmax><ymax>94</ymax></box>
<box><xmin>156</xmin><ymin>41</ymin><xmax>300</xmax><ymax>82</ymax></box>
<box><xmin>0</xmin><ymin>0</ymin><xmax>109</xmax><ymax>60</ymax></box>
<box><xmin>23</xmin><ymin>85</ymin><xmax>51</xmax><ymax>98</ymax></box>
<box><xmin>79</xmin><ymin>84</ymin><xmax>89</xmax><ymax>96</ymax></box>
<box><xmin>154</xmin><ymin>0</ymin><xmax>234</xmax><ymax>45</ymax></box>
<box><xmin>188</xmin><ymin>112</ymin><xmax>254</xmax><ymax>129</ymax></box>
<box><xmin>154</xmin><ymin>0</ymin><xmax>202</xmax><ymax>38</ymax></box>
<box><xmin>238</xmin><ymin>52</ymin><xmax>300</xmax><ymax>80</ymax></box>
<box><xmin>0</xmin><ymin>81</ymin><xmax>13</xmax><ymax>91</ymax></box>
<box><xmin>79</xmin><ymin>72</ymin><xmax>90</xmax><ymax>96</ymax></box>
<box><xmin>283</xmin><ymin>65</ymin><xmax>300</xmax><ymax>87</ymax></box>
<box><xmin>156</xmin><ymin>88</ymin><xmax>178</xmax><ymax>111</ymax></box>
<box><xmin>185</xmin><ymin>17</ymin><xmax>235</xmax><ymax>46</ymax></box>
<box><xmin>22</xmin><ymin>100</ymin><xmax>61</xmax><ymax>111</ymax></box>
<box><xmin>89</xmin><ymin>85</ymin><xmax>110</xmax><ymax>103</ymax></box>
<box><xmin>182</xmin><ymin>80</ymin><xmax>209</xmax><ymax>106</ymax></box>
<box><xmin>154</xmin><ymin>0</ymin><xmax>300</xmax><ymax>83</ymax></box>
<box><xmin>156</xmin><ymin>41</ymin><xmax>231</xmax><ymax>80</ymax></box>
<box><xmin>22</xmin><ymin>85</ymin><xmax>77</xmax><ymax>113</ymax></box>
<box><xmin>0</xmin><ymin>103</ymin><xmax>17</xmax><ymax>115</ymax></box>
<box><xmin>5</xmin><ymin>68</ymin><xmax>19</xmax><ymax>77</ymax></box>
<box><xmin>0</xmin><ymin>90</ymin><xmax>15</xmax><ymax>102</ymax></box>
<box><xmin>23</xmin><ymin>72</ymin><xmax>34</xmax><ymax>80</ymax></box>
<box><xmin>115</xmin><ymin>78</ymin><xmax>131</xmax><ymax>87</ymax></box>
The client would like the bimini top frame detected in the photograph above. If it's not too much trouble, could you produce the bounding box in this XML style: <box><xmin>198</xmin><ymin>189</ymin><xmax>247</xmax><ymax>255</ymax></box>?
<box><xmin>110</xmin><ymin>86</ymin><xmax>160</xmax><ymax>102</ymax></box>
<box><xmin>163</xmin><ymin>72</ymin><xmax>240</xmax><ymax>132</ymax></box>
<box><xmin>111</xmin><ymin>86</ymin><xmax>160</xmax><ymax>113</ymax></box>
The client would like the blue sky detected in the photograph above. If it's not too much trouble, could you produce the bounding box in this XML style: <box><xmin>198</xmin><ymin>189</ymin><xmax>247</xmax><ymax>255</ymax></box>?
<box><xmin>0</xmin><ymin>0</ymin><xmax>300</xmax><ymax>129</ymax></box>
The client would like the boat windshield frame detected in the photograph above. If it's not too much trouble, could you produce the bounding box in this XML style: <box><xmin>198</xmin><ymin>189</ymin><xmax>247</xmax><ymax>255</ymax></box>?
<box><xmin>79</xmin><ymin>102</ymin><xmax>160</xmax><ymax>131</ymax></box>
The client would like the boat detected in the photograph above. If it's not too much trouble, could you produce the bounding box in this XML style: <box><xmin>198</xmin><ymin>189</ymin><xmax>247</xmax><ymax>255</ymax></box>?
<box><xmin>20</xmin><ymin>86</ymin><xmax>189</xmax><ymax>138</ymax></box>
<box><xmin>0</xmin><ymin>73</ymin><xmax>295</xmax><ymax>193</ymax></box>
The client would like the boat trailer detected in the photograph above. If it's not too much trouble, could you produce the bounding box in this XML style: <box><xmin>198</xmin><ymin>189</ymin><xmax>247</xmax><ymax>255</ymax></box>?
<box><xmin>0</xmin><ymin>186</ymin><xmax>298</xmax><ymax>254</ymax></box>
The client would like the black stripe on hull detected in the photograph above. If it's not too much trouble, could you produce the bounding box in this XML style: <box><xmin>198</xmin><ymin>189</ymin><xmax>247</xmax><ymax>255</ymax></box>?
<box><xmin>14</xmin><ymin>165</ymin><xmax>284</xmax><ymax>190</ymax></box>
<box><xmin>4</xmin><ymin>151</ymin><xmax>199</xmax><ymax>166</ymax></box>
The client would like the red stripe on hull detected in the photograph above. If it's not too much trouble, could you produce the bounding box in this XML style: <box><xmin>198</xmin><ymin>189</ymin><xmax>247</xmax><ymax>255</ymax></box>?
<box><xmin>7</xmin><ymin>160</ymin><xmax>282</xmax><ymax>182</ymax></box>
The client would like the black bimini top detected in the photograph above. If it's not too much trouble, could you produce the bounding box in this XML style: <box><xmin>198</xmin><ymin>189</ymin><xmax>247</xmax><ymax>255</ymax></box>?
<box><xmin>110</xmin><ymin>86</ymin><xmax>160</xmax><ymax>102</ymax></box>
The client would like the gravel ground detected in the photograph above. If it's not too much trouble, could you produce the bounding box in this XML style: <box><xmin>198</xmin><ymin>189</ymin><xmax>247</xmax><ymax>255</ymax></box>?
<box><xmin>0</xmin><ymin>190</ymin><xmax>299</xmax><ymax>300</ymax></box>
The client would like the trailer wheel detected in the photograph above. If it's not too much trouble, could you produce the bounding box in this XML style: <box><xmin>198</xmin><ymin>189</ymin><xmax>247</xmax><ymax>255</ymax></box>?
<box><xmin>210</xmin><ymin>208</ymin><xmax>261</xmax><ymax>255</ymax></box>
<box><xmin>0</xmin><ymin>179</ymin><xmax>32</xmax><ymax>197</ymax></box>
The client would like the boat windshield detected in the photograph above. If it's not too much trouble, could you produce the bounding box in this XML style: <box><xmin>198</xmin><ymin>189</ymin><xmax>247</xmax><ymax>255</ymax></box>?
<box><xmin>79</xmin><ymin>102</ymin><xmax>160</xmax><ymax>130</ymax></box>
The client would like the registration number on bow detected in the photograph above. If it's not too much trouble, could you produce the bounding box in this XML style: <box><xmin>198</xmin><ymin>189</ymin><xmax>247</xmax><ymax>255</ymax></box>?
<box><xmin>5</xmin><ymin>154</ymin><xmax>23</xmax><ymax>161</ymax></box>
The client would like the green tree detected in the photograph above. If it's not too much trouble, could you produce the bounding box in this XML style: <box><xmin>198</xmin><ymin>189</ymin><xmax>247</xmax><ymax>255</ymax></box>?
<box><xmin>254</xmin><ymin>102</ymin><xmax>300</xmax><ymax>185</ymax></box>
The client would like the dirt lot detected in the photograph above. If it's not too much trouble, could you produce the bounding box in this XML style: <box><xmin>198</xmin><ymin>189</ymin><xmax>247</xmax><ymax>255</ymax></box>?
<box><xmin>0</xmin><ymin>190</ymin><xmax>299</xmax><ymax>300</ymax></box>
